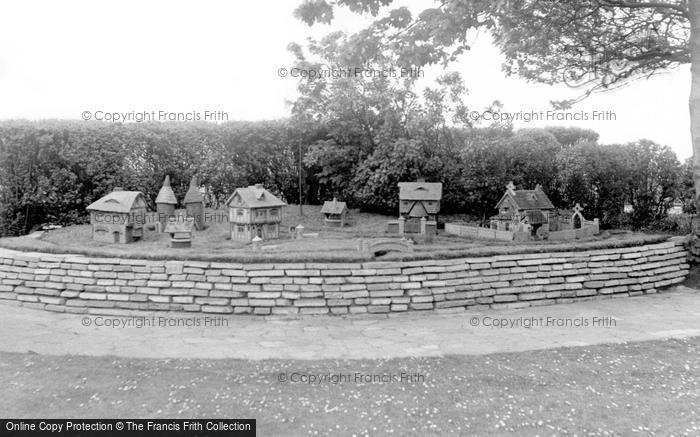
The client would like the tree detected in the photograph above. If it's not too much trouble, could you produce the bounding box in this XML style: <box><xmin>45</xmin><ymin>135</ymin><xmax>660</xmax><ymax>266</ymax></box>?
<box><xmin>294</xmin><ymin>0</ymin><xmax>698</xmax><ymax>218</ymax></box>
<box><xmin>289</xmin><ymin>30</ymin><xmax>479</xmax><ymax>210</ymax></box>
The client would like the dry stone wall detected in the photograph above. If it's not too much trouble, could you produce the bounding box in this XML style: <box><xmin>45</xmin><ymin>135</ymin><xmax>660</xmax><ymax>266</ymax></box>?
<box><xmin>0</xmin><ymin>237</ymin><xmax>689</xmax><ymax>316</ymax></box>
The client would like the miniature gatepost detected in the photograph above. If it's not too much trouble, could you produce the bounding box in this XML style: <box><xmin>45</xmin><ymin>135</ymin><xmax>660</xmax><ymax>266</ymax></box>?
<box><xmin>155</xmin><ymin>175</ymin><xmax>177</xmax><ymax>232</ymax></box>
<box><xmin>320</xmin><ymin>198</ymin><xmax>348</xmax><ymax>227</ymax></box>
<box><xmin>86</xmin><ymin>188</ymin><xmax>147</xmax><ymax>244</ymax></box>
<box><xmin>184</xmin><ymin>175</ymin><xmax>204</xmax><ymax>230</ymax></box>
<box><xmin>224</xmin><ymin>184</ymin><xmax>286</xmax><ymax>241</ymax></box>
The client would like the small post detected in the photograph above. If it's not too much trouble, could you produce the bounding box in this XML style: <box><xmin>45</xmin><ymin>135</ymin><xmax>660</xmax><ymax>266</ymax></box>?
<box><xmin>295</xmin><ymin>224</ymin><xmax>304</xmax><ymax>240</ymax></box>
<box><xmin>398</xmin><ymin>216</ymin><xmax>405</xmax><ymax>235</ymax></box>
<box><xmin>420</xmin><ymin>217</ymin><xmax>427</xmax><ymax>235</ymax></box>
<box><xmin>252</xmin><ymin>235</ymin><xmax>262</xmax><ymax>250</ymax></box>
<box><xmin>298</xmin><ymin>142</ymin><xmax>303</xmax><ymax>217</ymax></box>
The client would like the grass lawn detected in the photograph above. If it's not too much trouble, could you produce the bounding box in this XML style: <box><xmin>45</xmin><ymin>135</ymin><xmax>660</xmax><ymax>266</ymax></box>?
<box><xmin>1</xmin><ymin>337</ymin><xmax>698</xmax><ymax>436</ymax></box>
<box><xmin>0</xmin><ymin>205</ymin><xmax>671</xmax><ymax>263</ymax></box>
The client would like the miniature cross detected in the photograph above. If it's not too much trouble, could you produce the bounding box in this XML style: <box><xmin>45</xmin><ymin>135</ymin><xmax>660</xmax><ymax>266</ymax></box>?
<box><xmin>573</xmin><ymin>203</ymin><xmax>583</xmax><ymax>213</ymax></box>
<box><xmin>506</xmin><ymin>181</ymin><xmax>516</xmax><ymax>193</ymax></box>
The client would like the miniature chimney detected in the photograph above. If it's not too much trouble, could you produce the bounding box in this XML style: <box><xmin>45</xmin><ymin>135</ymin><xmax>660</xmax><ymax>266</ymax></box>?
<box><xmin>112</xmin><ymin>187</ymin><xmax>124</xmax><ymax>192</ymax></box>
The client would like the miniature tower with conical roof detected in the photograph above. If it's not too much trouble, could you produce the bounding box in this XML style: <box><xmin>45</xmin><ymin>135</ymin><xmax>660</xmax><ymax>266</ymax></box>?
<box><xmin>184</xmin><ymin>175</ymin><xmax>204</xmax><ymax>230</ymax></box>
<box><xmin>155</xmin><ymin>175</ymin><xmax>177</xmax><ymax>232</ymax></box>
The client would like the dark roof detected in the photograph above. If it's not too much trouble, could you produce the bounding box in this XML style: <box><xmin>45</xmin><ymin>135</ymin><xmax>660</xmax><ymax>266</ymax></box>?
<box><xmin>184</xmin><ymin>176</ymin><xmax>204</xmax><ymax>204</ymax></box>
<box><xmin>155</xmin><ymin>175</ymin><xmax>177</xmax><ymax>204</ymax></box>
<box><xmin>320</xmin><ymin>199</ymin><xmax>347</xmax><ymax>214</ymax></box>
<box><xmin>87</xmin><ymin>191</ymin><xmax>146</xmax><ymax>213</ymax></box>
<box><xmin>224</xmin><ymin>184</ymin><xmax>286</xmax><ymax>208</ymax></box>
<box><xmin>497</xmin><ymin>186</ymin><xmax>555</xmax><ymax>211</ymax></box>
<box><xmin>398</xmin><ymin>182</ymin><xmax>442</xmax><ymax>201</ymax></box>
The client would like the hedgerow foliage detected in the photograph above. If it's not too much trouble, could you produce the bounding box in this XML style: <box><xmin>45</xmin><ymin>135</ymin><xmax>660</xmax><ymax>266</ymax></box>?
<box><xmin>0</xmin><ymin>119</ymin><xmax>686</xmax><ymax>237</ymax></box>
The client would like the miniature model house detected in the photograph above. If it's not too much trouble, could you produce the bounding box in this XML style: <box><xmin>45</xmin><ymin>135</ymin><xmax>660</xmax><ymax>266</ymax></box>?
<box><xmin>155</xmin><ymin>175</ymin><xmax>177</xmax><ymax>232</ymax></box>
<box><xmin>490</xmin><ymin>182</ymin><xmax>555</xmax><ymax>234</ymax></box>
<box><xmin>397</xmin><ymin>180</ymin><xmax>442</xmax><ymax>233</ymax></box>
<box><xmin>320</xmin><ymin>198</ymin><xmax>348</xmax><ymax>227</ymax></box>
<box><xmin>86</xmin><ymin>188</ymin><xmax>148</xmax><ymax>244</ymax></box>
<box><xmin>184</xmin><ymin>175</ymin><xmax>204</xmax><ymax>230</ymax></box>
<box><xmin>224</xmin><ymin>184</ymin><xmax>286</xmax><ymax>241</ymax></box>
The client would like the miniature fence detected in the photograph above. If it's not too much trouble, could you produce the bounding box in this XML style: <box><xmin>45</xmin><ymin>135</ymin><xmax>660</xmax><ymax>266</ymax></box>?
<box><xmin>0</xmin><ymin>237</ymin><xmax>688</xmax><ymax>317</ymax></box>
<box><xmin>444</xmin><ymin>223</ymin><xmax>514</xmax><ymax>241</ymax></box>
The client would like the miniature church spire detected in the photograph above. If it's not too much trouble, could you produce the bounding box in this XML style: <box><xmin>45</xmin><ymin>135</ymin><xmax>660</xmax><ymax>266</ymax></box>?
<box><xmin>506</xmin><ymin>181</ymin><xmax>516</xmax><ymax>194</ymax></box>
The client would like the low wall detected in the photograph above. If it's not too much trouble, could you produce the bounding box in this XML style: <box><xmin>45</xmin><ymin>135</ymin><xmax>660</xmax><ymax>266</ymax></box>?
<box><xmin>445</xmin><ymin>223</ymin><xmax>514</xmax><ymax>241</ymax></box>
<box><xmin>0</xmin><ymin>238</ymin><xmax>690</xmax><ymax>316</ymax></box>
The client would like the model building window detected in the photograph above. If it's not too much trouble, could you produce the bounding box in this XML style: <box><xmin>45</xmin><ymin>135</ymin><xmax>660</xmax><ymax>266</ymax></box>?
<box><xmin>236</xmin><ymin>208</ymin><xmax>243</xmax><ymax>216</ymax></box>
<box><xmin>256</xmin><ymin>209</ymin><xmax>266</xmax><ymax>217</ymax></box>
<box><xmin>270</xmin><ymin>208</ymin><xmax>278</xmax><ymax>217</ymax></box>
<box><xmin>237</xmin><ymin>225</ymin><xmax>245</xmax><ymax>233</ymax></box>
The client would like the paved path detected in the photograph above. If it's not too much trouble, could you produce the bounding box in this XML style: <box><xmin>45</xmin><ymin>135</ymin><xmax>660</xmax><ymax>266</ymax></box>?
<box><xmin>1</xmin><ymin>287</ymin><xmax>699</xmax><ymax>360</ymax></box>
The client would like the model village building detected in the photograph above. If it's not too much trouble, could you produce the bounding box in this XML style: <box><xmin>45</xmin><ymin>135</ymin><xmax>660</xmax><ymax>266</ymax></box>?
<box><xmin>398</xmin><ymin>181</ymin><xmax>442</xmax><ymax>222</ymax></box>
<box><xmin>490</xmin><ymin>182</ymin><xmax>555</xmax><ymax>235</ymax></box>
<box><xmin>224</xmin><ymin>184</ymin><xmax>286</xmax><ymax>241</ymax></box>
<box><xmin>320</xmin><ymin>198</ymin><xmax>348</xmax><ymax>227</ymax></box>
<box><xmin>86</xmin><ymin>189</ymin><xmax>148</xmax><ymax>244</ymax></box>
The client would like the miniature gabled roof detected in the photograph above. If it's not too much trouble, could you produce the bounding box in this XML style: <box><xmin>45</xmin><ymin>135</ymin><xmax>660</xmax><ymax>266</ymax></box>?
<box><xmin>155</xmin><ymin>175</ymin><xmax>177</xmax><ymax>205</ymax></box>
<box><xmin>496</xmin><ymin>184</ymin><xmax>555</xmax><ymax>211</ymax></box>
<box><xmin>87</xmin><ymin>191</ymin><xmax>146</xmax><ymax>213</ymax></box>
<box><xmin>398</xmin><ymin>182</ymin><xmax>442</xmax><ymax>201</ymax></box>
<box><xmin>224</xmin><ymin>184</ymin><xmax>286</xmax><ymax>208</ymax></box>
<box><xmin>320</xmin><ymin>199</ymin><xmax>347</xmax><ymax>214</ymax></box>
<box><xmin>184</xmin><ymin>176</ymin><xmax>204</xmax><ymax>204</ymax></box>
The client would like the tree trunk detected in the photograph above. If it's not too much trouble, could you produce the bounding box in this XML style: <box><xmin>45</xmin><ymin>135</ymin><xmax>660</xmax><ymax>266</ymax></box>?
<box><xmin>691</xmin><ymin>1</ymin><xmax>700</xmax><ymax>224</ymax></box>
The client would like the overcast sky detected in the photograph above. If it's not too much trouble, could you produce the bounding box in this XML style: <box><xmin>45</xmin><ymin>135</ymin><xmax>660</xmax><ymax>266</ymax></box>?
<box><xmin>0</xmin><ymin>0</ymin><xmax>691</xmax><ymax>158</ymax></box>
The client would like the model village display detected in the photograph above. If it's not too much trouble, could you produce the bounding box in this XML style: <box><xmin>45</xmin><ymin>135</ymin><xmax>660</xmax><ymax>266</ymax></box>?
<box><xmin>86</xmin><ymin>175</ymin><xmax>598</xmax><ymax>248</ymax></box>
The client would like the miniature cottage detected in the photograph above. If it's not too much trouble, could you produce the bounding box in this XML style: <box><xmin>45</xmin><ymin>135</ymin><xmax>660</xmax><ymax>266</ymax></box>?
<box><xmin>398</xmin><ymin>181</ymin><xmax>442</xmax><ymax>233</ymax></box>
<box><xmin>224</xmin><ymin>184</ymin><xmax>286</xmax><ymax>241</ymax></box>
<box><xmin>184</xmin><ymin>175</ymin><xmax>204</xmax><ymax>230</ymax></box>
<box><xmin>490</xmin><ymin>182</ymin><xmax>555</xmax><ymax>235</ymax></box>
<box><xmin>86</xmin><ymin>188</ymin><xmax>147</xmax><ymax>244</ymax></box>
<box><xmin>155</xmin><ymin>175</ymin><xmax>177</xmax><ymax>232</ymax></box>
<box><xmin>320</xmin><ymin>198</ymin><xmax>348</xmax><ymax>227</ymax></box>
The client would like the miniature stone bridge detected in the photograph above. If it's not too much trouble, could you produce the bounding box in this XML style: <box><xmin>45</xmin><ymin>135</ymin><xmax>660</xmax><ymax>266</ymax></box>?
<box><xmin>358</xmin><ymin>238</ymin><xmax>414</xmax><ymax>256</ymax></box>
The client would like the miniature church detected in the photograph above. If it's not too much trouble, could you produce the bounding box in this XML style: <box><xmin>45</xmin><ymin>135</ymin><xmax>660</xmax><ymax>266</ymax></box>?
<box><xmin>490</xmin><ymin>182</ymin><xmax>556</xmax><ymax>235</ymax></box>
